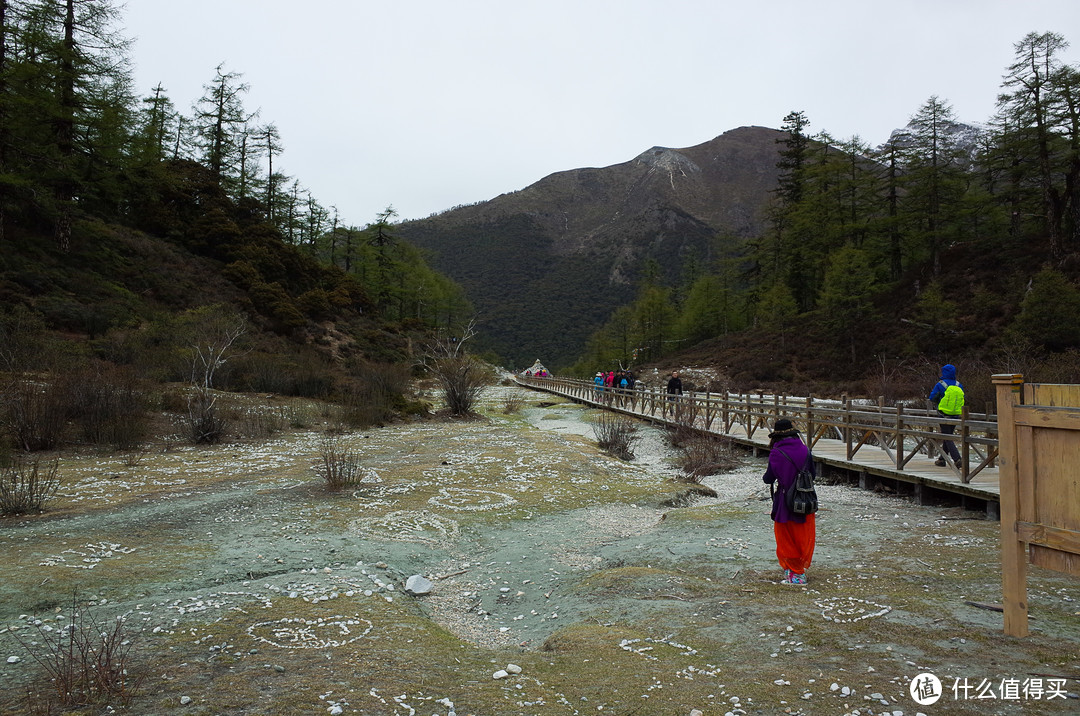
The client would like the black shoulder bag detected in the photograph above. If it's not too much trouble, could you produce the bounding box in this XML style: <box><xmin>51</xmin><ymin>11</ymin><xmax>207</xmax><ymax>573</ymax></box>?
<box><xmin>773</xmin><ymin>448</ymin><xmax>819</xmax><ymax>516</ymax></box>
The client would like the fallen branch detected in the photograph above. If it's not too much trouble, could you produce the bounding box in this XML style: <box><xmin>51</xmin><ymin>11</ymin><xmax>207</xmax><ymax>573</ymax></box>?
<box><xmin>435</xmin><ymin>568</ymin><xmax>470</xmax><ymax>580</ymax></box>
<box><xmin>964</xmin><ymin>601</ymin><xmax>1002</xmax><ymax>613</ymax></box>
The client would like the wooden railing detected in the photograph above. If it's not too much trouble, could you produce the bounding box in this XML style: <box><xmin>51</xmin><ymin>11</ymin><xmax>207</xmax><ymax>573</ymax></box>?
<box><xmin>517</xmin><ymin>375</ymin><xmax>999</xmax><ymax>483</ymax></box>
<box><xmin>995</xmin><ymin>374</ymin><xmax>1080</xmax><ymax>637</ymax></box>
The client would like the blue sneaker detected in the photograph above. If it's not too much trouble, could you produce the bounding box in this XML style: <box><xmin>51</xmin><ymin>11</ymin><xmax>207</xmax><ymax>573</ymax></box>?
<box><xmin>790</xmin><ymin>571</ymin><xmax>807</xmax><ymax>585</ymax></box>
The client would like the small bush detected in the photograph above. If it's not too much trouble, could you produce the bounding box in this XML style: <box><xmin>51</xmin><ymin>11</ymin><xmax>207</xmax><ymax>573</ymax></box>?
<box><xmin>592</xmin><ymin>412</ymin><xmax>639</xmax><ymax>460</ymax></box>
<box><xmin>0</xmin><ymin>457</ymin><xmax>61</xmax><ymax>515</ymax></box>
<box><xmin>339</xmin><ymin>361</ymin><xmax>412</xmax><ymax>428</ymax></box>
<box><xmin>317</xmin><ymin>434</ymin><xmax>366</xmax><ymax>490</ymax></box>
<box><xmin>501</xmin><ymin>392</ymin><xmax>525</xmax><ymax>414</ymax></box>
<box><xmin>234</xmin><ymin>351</ymin><xmax>336</xmax><ymax>397</ymax></box>
<box><xmin>186</xmin><ymin>391</ymin><xmax>227</xmax><ymax>444</ymax></box>
<box><xmin>676</xmin><ymin>435</ymin><xmax>739</xmax><ymax>481</ymax></box>
<box><xmin>11</xmin><ymin>595</ymin><xmax>142</xmax><ymax>709</ymax></box>
<box><xmin>0</xmin><ymin>304</ymin><xmax>49</xmax><ymax>374</ymax></box>
<box><xmin>431</xmin><ymin>355</ymin><xmax>493</xmax><ymax>417</ymax></box>
<box><xmin>1</xmin><ymin>379</ymin><xmax>69</xmax><ymax>452</ymax></box>
<box><xmin>60</xmin><ymin>364</ymin><xmax>149</xmax><ymax>450</ymax></box>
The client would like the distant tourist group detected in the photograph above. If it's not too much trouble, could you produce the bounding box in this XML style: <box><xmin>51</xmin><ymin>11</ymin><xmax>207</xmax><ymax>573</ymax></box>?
<box><xmin>593</xmin><ymin>370</ymin><xmax>637</xmax><ymax>391</ymax></box>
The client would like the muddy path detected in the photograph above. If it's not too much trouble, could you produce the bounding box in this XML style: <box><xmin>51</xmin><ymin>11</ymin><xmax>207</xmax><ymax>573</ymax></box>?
<box><xmin>1</xmin><ymin>386</ymin><xmax>1078</xmax><ymax>715</ymax></box>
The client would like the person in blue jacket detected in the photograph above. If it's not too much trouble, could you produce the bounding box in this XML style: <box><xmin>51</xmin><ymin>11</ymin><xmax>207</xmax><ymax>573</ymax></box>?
<box><xmin>928</xmin><ymin>364</ymin><xmax>963</xmax><ymax>468</ymax></box>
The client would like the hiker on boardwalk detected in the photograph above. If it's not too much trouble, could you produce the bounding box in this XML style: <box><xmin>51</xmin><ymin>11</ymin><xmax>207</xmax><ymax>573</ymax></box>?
<box><xmin>666</xmin><ymin>371</ymin><xmax>683</xmax><ymax>400</ymax></box>
<box><xmin>762</xmin><ymin>418</ymin><xmax>816</xmax><ymax>585</ymax></box>
<box><xmin>929</xmin><ymin>364</ymin><xmax>964</xmax><ymax>468</ymax></box>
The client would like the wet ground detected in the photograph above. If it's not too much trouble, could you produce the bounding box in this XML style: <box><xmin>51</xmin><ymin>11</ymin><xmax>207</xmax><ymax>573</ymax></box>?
<box><xmin>1</xmin><ymin>385</ymin><xmax>1078</xmax><ymax>715</ymax></box>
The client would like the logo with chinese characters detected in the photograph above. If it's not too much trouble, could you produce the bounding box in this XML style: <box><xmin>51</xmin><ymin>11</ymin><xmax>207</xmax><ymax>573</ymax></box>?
<box><xmin>910</xmin><ymin>672</ymin><xmax>943</xmax><ymax>706</ymax></box>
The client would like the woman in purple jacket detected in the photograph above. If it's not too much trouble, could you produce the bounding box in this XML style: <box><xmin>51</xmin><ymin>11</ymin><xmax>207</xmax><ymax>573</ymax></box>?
<box><xmin>762</xmin><ymin>418</ymin><xmax>816</xmax><ymax>585</ymax></box>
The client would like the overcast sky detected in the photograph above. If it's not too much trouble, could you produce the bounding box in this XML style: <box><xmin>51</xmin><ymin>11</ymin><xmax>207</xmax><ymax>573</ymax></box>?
<box><xmin>122</xmin><ymin>0</ymin><xmax>1080</xmax><ymax>227</ymax></box>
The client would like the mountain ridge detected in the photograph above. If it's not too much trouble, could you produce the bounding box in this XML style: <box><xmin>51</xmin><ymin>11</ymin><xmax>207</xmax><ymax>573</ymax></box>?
<box><xmin>399</xmin><ymin>125</ymin><xmax>788</xmax><ymax>366</ymax></box>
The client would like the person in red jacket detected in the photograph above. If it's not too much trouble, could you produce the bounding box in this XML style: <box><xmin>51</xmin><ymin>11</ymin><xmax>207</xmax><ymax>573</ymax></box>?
<box><xmin>762</xmin><ymin>417</ymin><xmax>816</xmax><ymax>585</ymax></box>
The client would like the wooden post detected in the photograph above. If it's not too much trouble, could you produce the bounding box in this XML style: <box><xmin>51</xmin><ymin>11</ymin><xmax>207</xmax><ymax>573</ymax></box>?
<box><xmin>843</xmin><ymin>394</ymin><xmax>853</xmax><ymax>460</ymax></box>
<box><xmin>806</xmin><ymin>395</ymin><xmax>814</xmax><ymax>449</ymax></box>
<box><xmin>993</xmin><ymin>373</ymin><xmax>1028</xmax><ymax>638</ymax></box>
<box><xmin>895</xmin><ymin>404</ymin><xmax>905</xmax><ymax>470</ymax></box>
<box><xmin>959</xmin><ymin>406</ymin><xmax>970</xmax><ymax>483</ymax></box>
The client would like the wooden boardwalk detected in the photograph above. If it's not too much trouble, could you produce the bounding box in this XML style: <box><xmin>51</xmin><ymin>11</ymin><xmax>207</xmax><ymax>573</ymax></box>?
<box><xmin>516</xmin><ymin>375</ymin><xmax>1001</xmax><ymax>513</ymax></box>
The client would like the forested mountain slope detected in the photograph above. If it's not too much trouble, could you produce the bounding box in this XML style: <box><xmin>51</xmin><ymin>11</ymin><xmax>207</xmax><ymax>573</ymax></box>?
<box><xmin>400</xmin><ymin>126</ymin><xmax>786</xmax><ymax>367</ymax></box>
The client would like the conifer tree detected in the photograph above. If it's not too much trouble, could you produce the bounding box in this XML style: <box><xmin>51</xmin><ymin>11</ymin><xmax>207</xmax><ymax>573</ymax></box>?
<box><xmin>192</xmin><ymin>63</ymin><xmax>251</xmax><ymax>189</ymax></box>
<box><xmin>998</xmin><ymin>31</ymin><xmax>1071</xmax><ymax>257</ymax></box>
<box><xmin>6</xmin><ymin>0</ymin><xmax>131</xmax><ymax>249</ymax></box>
<box><xmin>901</xmin><ymin>95</ymin><xmax>967</xmax><ymax>275</ymax></box>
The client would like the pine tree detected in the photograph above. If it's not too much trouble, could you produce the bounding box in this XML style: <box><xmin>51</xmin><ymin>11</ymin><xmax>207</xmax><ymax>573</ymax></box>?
<box><xmin>998</xmin><ymin>32</ymin><xmax>1070</xmax><ymax>257</ymax></box>
<box><xmin>901</xmin><ymin>95</ymin><xmax>968</xmax><ymax>275</ymax></box>
<box><xmin>192</xmin><ymin>63</ymin><xmax>252</xmax><ymax>190</ymax></box>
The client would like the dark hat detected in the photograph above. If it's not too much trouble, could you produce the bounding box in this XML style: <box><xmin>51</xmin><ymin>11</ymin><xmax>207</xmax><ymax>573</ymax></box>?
<box><xmin>768</xmin><ymin>417</ymin><xmax>799</xmax><ymax>440</ymax></box>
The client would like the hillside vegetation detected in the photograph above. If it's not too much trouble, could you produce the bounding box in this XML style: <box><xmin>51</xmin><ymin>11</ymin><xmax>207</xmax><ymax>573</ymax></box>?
<box><xmin>0</xmin><ymin>0</ymin><xmax>474</xmax><ymax>460</ymax></box>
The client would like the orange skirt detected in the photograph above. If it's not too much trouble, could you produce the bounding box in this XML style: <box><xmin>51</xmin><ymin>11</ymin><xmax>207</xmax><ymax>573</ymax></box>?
<box><xmin>774</xmin><ymin>514</ymin><xmax>816</xmax><ymax>575</ymax></box>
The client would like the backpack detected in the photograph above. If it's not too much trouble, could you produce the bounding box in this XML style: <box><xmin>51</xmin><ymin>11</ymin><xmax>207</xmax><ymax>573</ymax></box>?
<box><xmin>773</xmin><ymin>448</ymin><xmax>819</xmax><ymax>516</ymax></box>
<box><xmin>938</xmin><ymin>382</ymin><xmax>965</xmax><ymax>416</ymax></box>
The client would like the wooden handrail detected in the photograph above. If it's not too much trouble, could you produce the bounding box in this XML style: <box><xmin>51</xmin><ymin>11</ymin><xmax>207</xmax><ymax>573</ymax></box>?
<box><xmin>515</xmin><ymin>375</ymin><xmax>998</xmax><ymax>483</ymax></box>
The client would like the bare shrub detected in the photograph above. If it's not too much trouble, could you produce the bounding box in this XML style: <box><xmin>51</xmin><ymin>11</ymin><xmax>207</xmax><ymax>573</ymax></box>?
<box><xmin>123</xmin><ymin>449</ymin><xmax>149</xmax><ymax>468</ymax></box>
<box><xmin>1</xmin><ymin>379</ymin><xmax>69</xmax><ymax>452</ymax></box>
<box><xmin>11</xmin><ymin>596</ymin><xmax>141</xmax><ymax>709</ymax></box>
<box><xmin>0</xmin><ymin>457</ymin><xmax>61</xmax><ymax>515</ymax></box>
<box><xmin>234</xmin><ymin>405</ymin><xmax>287</xmax><ymax>439</ymax></box>
<box><xmin>340</xmin><ymin>361</ymin><xmax>412</xmax><ymax>428</ymax></box>
<box><xmin>237</xmin><ymin>351</ymin><xmax>336</xmax><ymax>397</ymax></box>
<box><xmin>664</xmin><ymin>421</ymin><xmax>698</xmax><ymax>449</ymax></box>
<box><xmin>676</xmin><ymin>435</ymin><xmax>739</xmax><ymax>482</ymax></box>
<box><xmin>317</xmin><ymin>434</ymin><xmax>365</xmax><ymax>490</ymax></box>
<box><xmin>287</xmin><ymin>404</ymin><xmax>316</xmax><ymax>429</ymax></box>
<box><xmin>158</xmin><ymin>388</ymin><xmax>188</xmax><ymax>413</ymax></box>
<box><xmin>502</xmin><ymin>391</ymin><xmax>525</xmax><ymax>414</ymax></box>
<box><xmin>431</xmin><ymin>355</ymin><xmax>493</xmax><ymax>416</ymax></box>
<box><xmin>186</xmin><ymin>391</ymin><xmax>227</xmax><ymax>444</ymax></box>
<box><xmin>60</xmin><ymin>364</ymin><xmax>149</xmax><ymax>450</ymax></box>
<box><xmin>592</xmin><ymin>412</ymin><xmax>639</xmax><ymax>460</ymax></box>
<box><xmin>0</xmin><ymin>304</ymin><xmax>49</xmax><ymax>374</ymax></box>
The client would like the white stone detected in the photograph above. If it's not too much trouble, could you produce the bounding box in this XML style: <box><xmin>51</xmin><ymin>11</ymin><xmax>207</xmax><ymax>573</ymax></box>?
<box><xmin>493</xmin><ymin>669</ymin><xmax>509</xmax><ymax>679</ymax></box>
<box><xmin>506</xmin><ymin>663</ymin><xmax>522</xmax><ymax>674</ymax></box>
<box><xmin>690</xmin><ymin>711</ymin><xmax>704</xmax><ymax>716</ymax></box>
<box><xmin>405</xmin><ymin>575</ymin><xmax>434</xmax><ymax>595</ymax></box>
<box><xmin>7</xmin><ymin>656</ymin><xmax>20</xmax><ymax>664</ymax></box>
<box><xmin>328</xmin><ymin>706</ymin><xmax>343</xmax><ymax>715</ymax></box>
<box><xmin>830</xmin><ymin>683</ymin><xmax>840</xmax><ymax>691</ymax></box>
<box><xmin>180</xmin><ymin>695</ymin><xmax>192</xmax><ymax>705</ymax></box>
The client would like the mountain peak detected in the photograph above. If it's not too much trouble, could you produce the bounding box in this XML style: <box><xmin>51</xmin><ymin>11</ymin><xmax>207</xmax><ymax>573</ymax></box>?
<box><xmin>634</xmin><ymin>146</ymin><xmax>702</xmax><ymax>175</ymax></box>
